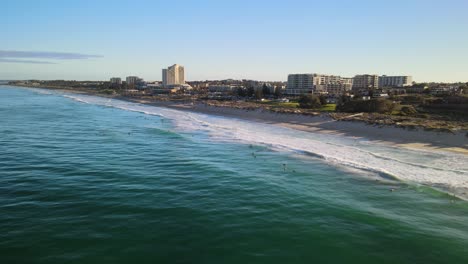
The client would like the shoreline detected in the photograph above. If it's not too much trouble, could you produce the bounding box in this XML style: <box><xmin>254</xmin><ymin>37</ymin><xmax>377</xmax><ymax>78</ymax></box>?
<box><xmin>5</xmin><ymin>84</ymin><xmax>468</xmax><ymax>154</ymax></box>
<box><xmin>4</xmin><ymin>84</ymin><xmax>468</xmax><ymax>200</ymax></box>
<box><xmin>126</xmin><ymin>98</ymin><xmax>468</xmax><ymax>155</ymax></box>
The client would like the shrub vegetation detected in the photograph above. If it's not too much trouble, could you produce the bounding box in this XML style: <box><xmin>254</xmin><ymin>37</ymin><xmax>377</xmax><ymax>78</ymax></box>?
<box><xmin>298</xmin><ymin>94</ymin><xmax>322</xmax><ymax>109</ymax></box>
<box><xmin>336</xmin><ymin>98</ymin><xmax>396</xmax><ymax>114</ymax></box>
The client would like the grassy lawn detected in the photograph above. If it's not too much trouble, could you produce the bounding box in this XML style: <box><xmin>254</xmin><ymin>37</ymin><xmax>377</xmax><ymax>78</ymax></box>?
<box><xmin>319</xmin><ymin>104</ymin><xmax>336</xmax><ymax>112</ymax></box>
<box><xmin>259</xmin><ymin>101</ymin><xmax>299</xmax><ymax>108</ymax></box>
<box><xmin>276</xmin><ymin>102</ymin><xmax>299</xmax><ymax>108</ymax></box>
<box><xmin>259</xmin><ymin>101</ymin><xmax>336</xmax><ymax>112</ymax></box>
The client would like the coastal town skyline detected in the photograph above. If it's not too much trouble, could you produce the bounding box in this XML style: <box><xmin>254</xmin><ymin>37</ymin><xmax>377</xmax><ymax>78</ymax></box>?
<box><xmin>2</xmin><ymin>0</ymin><xmax>468</xmax><ymax>82</ymax></box>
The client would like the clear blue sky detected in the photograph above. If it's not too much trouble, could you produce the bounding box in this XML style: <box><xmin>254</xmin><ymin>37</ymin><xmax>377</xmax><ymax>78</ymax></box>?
<box><xmin>2</xmin><ymin>0</ymin><xmax>467</xmax><ymax>82</ymax></box>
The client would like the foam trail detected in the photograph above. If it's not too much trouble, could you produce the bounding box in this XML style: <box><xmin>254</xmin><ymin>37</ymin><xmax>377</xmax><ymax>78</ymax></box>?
<box><xmin>60</xmin><ymin>92</ymin><xmax>468</xmax><ymax>198</ymax></box>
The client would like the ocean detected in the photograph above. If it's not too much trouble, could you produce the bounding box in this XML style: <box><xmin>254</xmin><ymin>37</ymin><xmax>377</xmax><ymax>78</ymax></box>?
<box><xmin>1</xmin><ymin>85</ymin><xmax>468</xmax><ymax>263</ymax></box>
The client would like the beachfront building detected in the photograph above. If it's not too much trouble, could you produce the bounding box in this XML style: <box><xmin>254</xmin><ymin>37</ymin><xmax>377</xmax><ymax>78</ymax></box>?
<box><xmin>429</xmin><ymin>86</ymin><xmax>458</xmax><ymax>95</ymax></box>
<box><xmin>125</xmin><ymin>76</ymin><xmax>145</xmax><ymax>89</ymax></box>
<box><xmin>286</xmin><ymin>74</ymin><xmax>353</xmax><ymax>96</ymax></box>
<box><xmin>286</xmin><ymin>74</ymin><xmax>315</xmax><ymax>95</ymax></box>
<box><xmin>324</xmin><ymin>77</ymin><xmax>353</xmax><ymax>96</ymax></box>
<box><xmin>162</xmin><ymin>64</ymin><xmax>185</xmax><ymax>88</ymax></box>
<box><xmin>378</xmin><ymin>75</ymin><xmax>413</xmax><ymax>88</ymax></box>
<box><xmin>352</xmin><ymin>74</ymin><xmax>379</xmax><ymax>91</ymax></box>
<box><xmin>315</xmin><ymin>75</ymin><xmax>353</xmax><ymax>96</ymax></box>
<box><xmin>208</xmin><ymin>85</ymin><xmax>240</xmax><ymax>93</ymax></box>
<box><xmin>406</xmin><ymin>85</ymin><xmax>427</xmax><ymax>94</ymax></box>
<box><xmin>110</xmin><ymin>77</ymin><xmax>122</xmax><ymax>85</ymax></box>
<box><xmin>126</xmin><ymin>76</ymin><xmax>142</xmax><ymax>85</ymax></box>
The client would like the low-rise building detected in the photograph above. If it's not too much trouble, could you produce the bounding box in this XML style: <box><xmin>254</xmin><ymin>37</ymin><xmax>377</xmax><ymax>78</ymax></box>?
<box><xmin>406</xmin><ymin>85</ymin><xmax>427</xmax><ymax>94</ymax></box>
<box><xmin>208</xmin><ymin>85</ymin><xmax>239</xmax><ymax>93</ymax></box>
<box><xmin>430</xmin><ymin>86</ymin><xmax>458</xmax><ymax>95</ymax></box>
<box><xmin>146</xmin><ymin>82</ymin><xmax>161</xmax><ymax>88</ymax></box>
<box><xmin>372</xmin><ymin>91</ymin><xmax>389</xmax><ymax>98</ymax></box>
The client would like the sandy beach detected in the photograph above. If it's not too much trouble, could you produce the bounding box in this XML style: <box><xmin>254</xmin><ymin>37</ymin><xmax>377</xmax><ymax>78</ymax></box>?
<box><xmin>127</xmin><ymin>98</ymin><xmax>468</xmax><ymax>155</ymax></box>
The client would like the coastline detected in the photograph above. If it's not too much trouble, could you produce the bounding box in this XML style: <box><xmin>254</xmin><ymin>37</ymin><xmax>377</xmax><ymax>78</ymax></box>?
<box><xmin>128</xmin><ymin>98</ymin><xmax>468</xmax><ymax>155</ymax></box>
<box><xmin>6</xmin><ymin>84</ymin><xmax>468</xmax><ymax>154</ymax></box>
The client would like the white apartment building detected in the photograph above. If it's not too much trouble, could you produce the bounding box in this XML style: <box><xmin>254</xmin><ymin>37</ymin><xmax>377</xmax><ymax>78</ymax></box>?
<box><xmin>286</xmin><ymin>74</ymin><xmax>315</xmax><ymax>95</ymax></box>
<box><xmin>110</xmin><ymin>77</ymin><xmax>121</xmax><ymax>85</ymax></box>
<box><xmin>352</xmin><ymin>74</ymin><xmax>379</xmax><ymax>91</ymax></box>
<box><xmin>208</xmin><ymin>85</ymin><xmax>242</xmax><ymax>93</ymax></box>
<box><xmin>162</xmin><ymin>64</ymin><xmax>185</xmax><ymax>87</ymax></box>
<box><xmin>126</xmin><ymin>76</ymin><xmax>141</xmax><ymax>85</ymax></box>
<box><xmin>378</xmin><ymin>75</ymin><xmax>413</xmax><ymax>88</ymax></box>
<box><xmin>286</xmin><ymin>74</ymin><xmax>352</xmax><ymax>96</ymax></box>
<box><xmin>324</xmin><ymin>77</ymin><xmax>353</xmax><ymax>96</ymax></box>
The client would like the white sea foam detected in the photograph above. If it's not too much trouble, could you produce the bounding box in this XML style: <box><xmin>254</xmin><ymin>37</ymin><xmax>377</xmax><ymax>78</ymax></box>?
<box><xmin>61</xmin><ymin>93</ymin><xmax>468</xmax><ymax>197</ymax></box>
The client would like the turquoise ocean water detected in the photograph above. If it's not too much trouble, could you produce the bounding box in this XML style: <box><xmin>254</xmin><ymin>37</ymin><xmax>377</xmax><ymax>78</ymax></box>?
<box><xmin>1</xmin><ymin>85</ymin><xmax>468</xmax><ymax>263</ymax></box>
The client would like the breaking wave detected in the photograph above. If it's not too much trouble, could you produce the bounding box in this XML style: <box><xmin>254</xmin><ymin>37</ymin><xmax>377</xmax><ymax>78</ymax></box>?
<box><xmin>59</xmin><ymin>92</ymin><xmax>468</xmax><ymax>198</ymax></box>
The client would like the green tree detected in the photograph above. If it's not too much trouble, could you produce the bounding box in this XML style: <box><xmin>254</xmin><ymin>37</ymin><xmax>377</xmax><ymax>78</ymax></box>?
<box><xmin>247</xmin><ymin>86</ymin><xmax>255</xmax><ymax>97</ymax></box>
<box><xmin>298</xmin><ymin>94</ymin><xmax>322</xmax><ymax>109</ymax></box>
<box><xmin>237</xmin><ymin>87</ymin><xmax>247</xmax><ymax>97</ymax></box>
<box><xmin>459</xmin><ymin>84</ymin><xmax>468</xmax><ymax>95</ymax></box>
<box><xmin>336</xmin><ymin>99</ymin><xmax>395</xmax><ymax>113</ymax></box>
<box><xmin>262</xmin><ymin>84</ymin><xmax>271</xmax><ymax>97</ymax></box>
<box><xmin>400</xmin><ymin>105</ymin><xmax>418</xmax><ymax>116</ymax></box>
<box><xmin>274</xmin><ymin>87</ymin><xmax>282</xmax><ymax>98</ymax></box>
<box><xmin>319</xmin><ymin>95</ymin><xmax>327</xmax><ymax>105</ymax></box>
<box><xmin>255</xmin><ymin>88</ymin><xmax>263</xmax><ymax>100</ymax></box>
<box><xmin>336</xmin><ymin>95</ymin><xmax>352</xmax><ymax>112</ymax></box>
